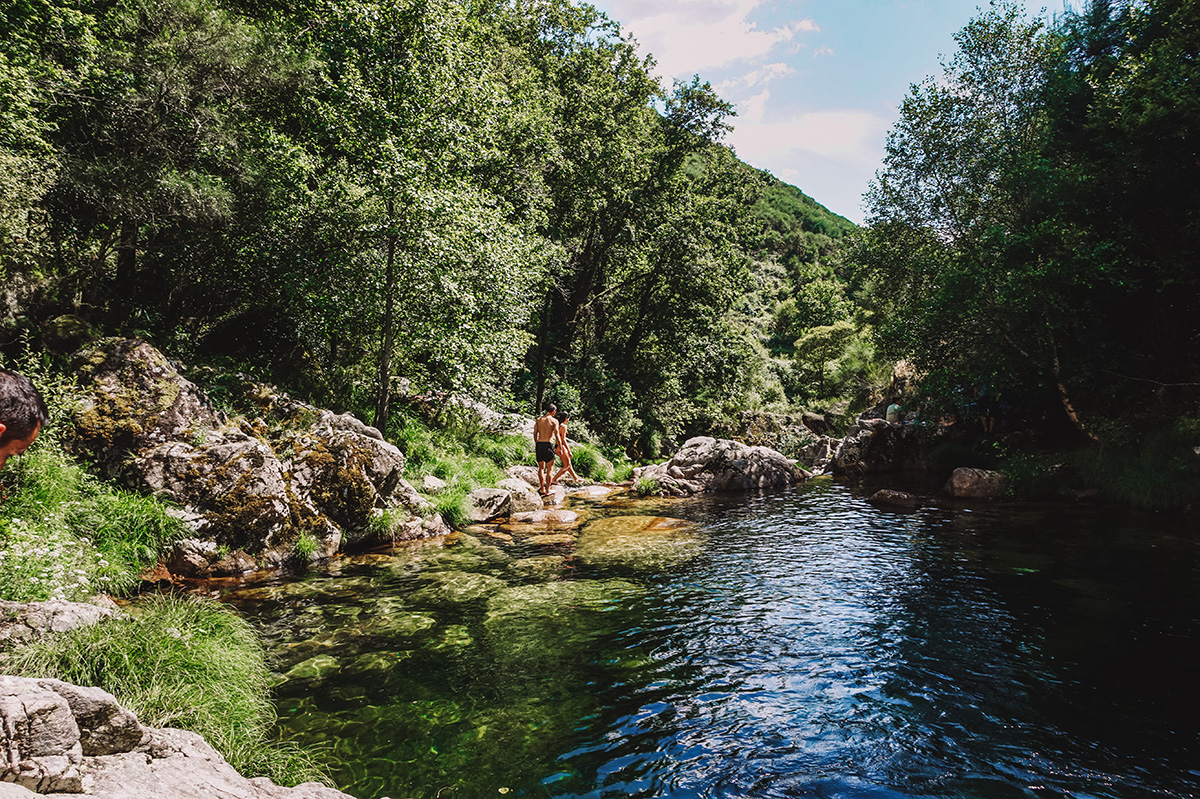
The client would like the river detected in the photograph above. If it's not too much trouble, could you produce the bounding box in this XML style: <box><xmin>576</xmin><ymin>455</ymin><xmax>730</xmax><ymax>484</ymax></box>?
<box><xmin>220</xmin><ymin>479</ymin><xmax>1200</xmax><ymax>799</ymax></box>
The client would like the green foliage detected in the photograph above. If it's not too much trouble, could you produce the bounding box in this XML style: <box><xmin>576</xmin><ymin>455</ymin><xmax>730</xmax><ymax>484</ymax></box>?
<box><xmin>567</xmin><ymin>442</ymin><xmax>614</xmax><ymax>482</ymax></box>
<box><xmin>292</xmin><ymin>531</ymin><xmax>319</xmax><ymax>562</ymax></box>
<box><xmin>3</xmin><ymin>593</ymin><xmax>327</xmax><ymax>786</ymax></box>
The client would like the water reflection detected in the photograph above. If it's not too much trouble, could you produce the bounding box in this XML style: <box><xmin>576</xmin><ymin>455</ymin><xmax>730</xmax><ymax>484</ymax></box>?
<box><xmin>221</xmin><ymin>481</ymin><xmax>1199</xmax><ymax>799</ymax></box>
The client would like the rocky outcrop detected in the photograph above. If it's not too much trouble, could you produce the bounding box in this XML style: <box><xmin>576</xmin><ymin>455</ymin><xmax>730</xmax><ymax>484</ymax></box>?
<box><xmin>632</xmin><ymin>437</ymin><xmax>809</xmax><ymax>496</ymax></box>
<box><xmin>944</xmin><ymin>467</ymin><xmax>1009</xmax><ymax>499</ymax></box>
<box><xmin>0</xmin><ymin>676</ymin><xmax>353</xmax><ymax>799</ymax></box>
<box><xmin>829</xmin><ymin>418</ymin><xmax>944</xmax><ymax>476</ymax></box>
<box><xmin>710</xmin><ymin>410</ymin><xmax>827</xmax><ymax>457</ymax></box>
<box><xmin>65</xmin><ymin>339</ymin><xmax>441</xmax><ymax>576</ymax></box>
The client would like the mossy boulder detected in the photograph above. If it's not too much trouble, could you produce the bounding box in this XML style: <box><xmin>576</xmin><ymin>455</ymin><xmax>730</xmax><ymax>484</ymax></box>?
<box><xmin>64</xmin><ymin>338</ymin><xmax>439</xmax><ymax>574</ymax></box>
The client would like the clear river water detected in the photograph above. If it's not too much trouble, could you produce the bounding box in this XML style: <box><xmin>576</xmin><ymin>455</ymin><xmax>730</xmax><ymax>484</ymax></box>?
<box><xmin>220</xmin><ymin>478</ymin><xmax>1200</xmax><ymax>799</ymax></box>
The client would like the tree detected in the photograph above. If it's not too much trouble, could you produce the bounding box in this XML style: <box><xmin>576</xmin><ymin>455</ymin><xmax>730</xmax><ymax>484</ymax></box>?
<box><xmin>855</xmin><ymin>2</ymin><xmax>1109</xmax><ymax>436</ymax></box>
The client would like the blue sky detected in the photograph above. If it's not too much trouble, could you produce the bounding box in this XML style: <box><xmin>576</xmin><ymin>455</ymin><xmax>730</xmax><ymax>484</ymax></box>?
<box><xmin>587</xmin><ymin>0</ymin><xmax>1072</xmax><ymax>224</ymax></box>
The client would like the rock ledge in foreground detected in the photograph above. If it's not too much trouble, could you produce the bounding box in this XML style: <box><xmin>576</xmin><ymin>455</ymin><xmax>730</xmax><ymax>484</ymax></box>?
<box><xmin>0</xmin><ymin>675</ymin><xmax>354</xmax><ymax>799</ymax></box>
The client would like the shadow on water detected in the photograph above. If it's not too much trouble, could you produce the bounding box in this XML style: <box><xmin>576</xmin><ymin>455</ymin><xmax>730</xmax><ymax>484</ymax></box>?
<box><xmin>218</xmin><ymin>481</ymin><xmax>1200</xmax><ymax>799</ymax></box>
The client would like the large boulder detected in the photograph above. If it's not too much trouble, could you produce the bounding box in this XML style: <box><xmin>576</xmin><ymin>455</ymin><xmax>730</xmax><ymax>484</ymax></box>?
<box><xmin>632</xmin><ymin>436</ymin><xmax>808</xmax><ymax>496</ymax></box>
<box><xmin>0</xmin><ymin>676</ymin><xmax>352</xmax><ymax>799</ymax></box>
<box><xmin>65</xmin><ymin>339</ymin><xmax>441</xmax><ymax>575</ymax></box>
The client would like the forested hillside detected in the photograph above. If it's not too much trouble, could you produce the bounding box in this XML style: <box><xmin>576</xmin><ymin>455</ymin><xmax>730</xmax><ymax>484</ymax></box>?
<box><xmin>4</xmin><ymin>0</ymin><xmax>1198</xmax><ymax>504</ymax></box>
<box><xmin>0</xmin><ymin>0</ymin><xmax>855</xmax><ymax>452</ymax></box>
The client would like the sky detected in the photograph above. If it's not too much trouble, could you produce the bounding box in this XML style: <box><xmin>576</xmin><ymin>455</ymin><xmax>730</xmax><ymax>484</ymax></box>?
<box><xmin>586</xmin><ymin>0</ymin><xmax>1072</xmax><ymax>224</ymax></box>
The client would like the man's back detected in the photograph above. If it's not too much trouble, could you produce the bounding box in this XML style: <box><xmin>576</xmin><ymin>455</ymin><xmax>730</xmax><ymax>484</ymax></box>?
<box><xmin>533</xmin><ymin>413</ymin><xmax>557</xmax><ymax>442</ymax></box>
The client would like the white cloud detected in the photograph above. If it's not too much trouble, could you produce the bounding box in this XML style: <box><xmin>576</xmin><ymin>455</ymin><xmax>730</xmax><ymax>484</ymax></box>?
<box><xmin>728</xmin><ymin>108</ymin><xmax>892</xmax><ymax>172</ymax></box>
<box><xmin>814</xmin><ymin>46</ymin><xmax>835</xmax><ymax>58</ymax></box>
<box><xmin>716</xmin><ymin>61</ymin><xmax>795</xmax><ymax>95</ymax></box>
<box><xmin>600</xmin><ymin>0</ymin><xmax>818</xmax><ymax>79</ymax></box>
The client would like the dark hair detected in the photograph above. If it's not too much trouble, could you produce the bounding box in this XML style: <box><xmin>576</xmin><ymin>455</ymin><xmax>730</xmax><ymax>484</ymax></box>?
<box><xmin>0</xmin><ymin>369</ymin><xmax>49</xmax><ymax>444</ymax></box>
<box><xmin>546</xmin><ymin>403</ymin><xmax>557</xmax><ymax>415</ymax></box>
<box><xmin>556</xmin><ymin>410</ymin><xmax>570</xmax><ymax>423</ymax></box>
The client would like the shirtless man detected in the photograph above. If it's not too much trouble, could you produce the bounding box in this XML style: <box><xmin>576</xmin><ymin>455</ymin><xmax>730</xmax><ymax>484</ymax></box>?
<box><xmin>532</xmin><ymin>403</ymin><xmax>560</xmax><ymax>494</ymax></box>
<box><xmin>0</xmin><ymin>369</ymin><xmax>48</xmax><ymax>471</ymax></box>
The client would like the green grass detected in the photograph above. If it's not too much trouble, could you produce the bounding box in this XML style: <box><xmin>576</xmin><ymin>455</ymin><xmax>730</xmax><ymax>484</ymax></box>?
<box><xmin>0</xmin><ymin>449</ymin><xmax>184</xmax><ymax>601</ymax></box>
<box><xmin>2</xmin><ymin>593</ymin><xmax>327</xmax><ymax>787</ymax></box>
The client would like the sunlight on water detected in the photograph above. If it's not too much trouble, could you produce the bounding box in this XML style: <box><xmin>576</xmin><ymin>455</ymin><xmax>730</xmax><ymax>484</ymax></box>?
<box><xmin>221</xmin><ymin>481</ymin><xmax>1200</xmax><ymax>799</ymax></box>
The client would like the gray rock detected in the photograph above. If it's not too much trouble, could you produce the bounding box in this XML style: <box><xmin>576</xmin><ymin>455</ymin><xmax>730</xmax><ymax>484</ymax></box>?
<box><xmin>35</xmin><ymin>680</ymin><xmax>145</xmax><ymax>756</ymax></box>
<box><xmin>944</xmin><ymin>467</ymin><xmax>1008</xmax><ymax>499</ymax></box>
<box><xmin>0</xmin><ymin>676</ymin><xmax>354</xmax><ymax>799</ymax></box>
<box><xmin>465</xmin><ymin>488</ymin><xmax>511</xmax><ymax>522</ymax></box>
<box><xmin>421</xmin><ymin>475</ymin><xmax>448</xmax><ymax>495</ymax></box>
<box><xmin>801</xmin><ymin>411</ymin><xmax>829</xmax><ymax>436</ymax></box>
<box><xmin>0</xmin><ymin>600</ymin><xmax>120</xmax><ymax>652</ymax></box>
<box><xmin>496</xmin><ymin>478</ymin><xmax>543</xmax><ymax>513</ymax></box>
<box><xmin>0</xmin><ymin>675</ymin><xmax>84</xmax><ymax>792</ymax></box>
<box><xmin>632</xmin><ymin>436</ymin><xmax>805</xmax><ymax>496</ymax></box>
<box><xmin>504</xmin><ymin>465</ymin><xmax>540</xmax><ymax>487</ymax></box>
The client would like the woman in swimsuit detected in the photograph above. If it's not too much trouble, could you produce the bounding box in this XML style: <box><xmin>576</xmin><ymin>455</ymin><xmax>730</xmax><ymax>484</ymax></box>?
<box><xmin>551</xmin><ymin>411</ymin><xmax>582</xmax><ymax>485</ymax></box>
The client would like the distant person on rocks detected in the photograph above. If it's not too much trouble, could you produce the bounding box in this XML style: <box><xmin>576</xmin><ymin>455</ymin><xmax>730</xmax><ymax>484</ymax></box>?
<box><xmin>886</xmin><ymin>399</ymin><xmax>902</xmax><ymax>424</ymax></box>
<box><xmin>551</xmin><ymin>410</ymin><xmax>582</xmax><ymax>486</ymax></box>
<box><xmin>533</xmin><ymin>403</ymin><xmax>560</xmax><ymax>494</ymax></box>
<box><xmin>0</xmin><ymin>369</ymin><xmax>48</xmax><ymax>471</ymax></box>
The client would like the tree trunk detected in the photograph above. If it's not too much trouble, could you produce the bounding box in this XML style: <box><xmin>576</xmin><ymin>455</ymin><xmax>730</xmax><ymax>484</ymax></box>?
<box><xmin>373</xmin><ymin>209</ymin><xmax>398</xmax><ymax>431</ymax></box>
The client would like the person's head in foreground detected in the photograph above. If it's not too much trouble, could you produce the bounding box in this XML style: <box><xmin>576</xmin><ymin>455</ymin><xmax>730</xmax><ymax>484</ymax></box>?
<box><xmin>0</xmin><ymin>369</ymin><xmax>48</xmax><ymax>470</ymax></box>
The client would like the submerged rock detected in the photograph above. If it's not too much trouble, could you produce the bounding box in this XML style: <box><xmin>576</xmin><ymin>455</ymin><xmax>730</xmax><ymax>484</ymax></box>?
<box><xmin>409</xmin><ymin>571</ymin><xmax>509</xmax><ymax>608</ymax></box>
<box><xmin>507</xmin><ymin>555</ymin><xmax>569</xmax><ymax>581</ymax></box>
<box><xmin>574</xmin><ymin>515</ymin><xmax>704</xmax><ymax>572</ymax></box>
<box><xmin>868</xmin><ymin>489</ymin><xmax>922</xmax><ymax>509</ymax></box>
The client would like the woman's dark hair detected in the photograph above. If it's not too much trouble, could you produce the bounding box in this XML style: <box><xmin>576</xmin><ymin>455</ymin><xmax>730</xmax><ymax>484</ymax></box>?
<box><xmin>0</xmin><ymin>369</ymin><xmax>49</xmax><ymax>444</ymax></box>
<box><xmin>556</xmin><ymin>410</ymin><xmax>570</xmax><ymax>423</ymax></box>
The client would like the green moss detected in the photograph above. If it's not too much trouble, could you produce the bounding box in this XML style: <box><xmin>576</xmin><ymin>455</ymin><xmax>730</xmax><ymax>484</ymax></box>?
<box><xmin>298</xmin><ymin>440</ymin><xmax>376</xmax><ymax>531</ymax></box>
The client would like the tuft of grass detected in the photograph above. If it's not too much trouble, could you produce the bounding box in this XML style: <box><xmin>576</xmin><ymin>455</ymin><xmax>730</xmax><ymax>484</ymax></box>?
<box><xmin>2</xmin><ymin>593</ymin><xmax>328</xmax><ymax>787</ymax></box>
<box><xmin>635</xmin><ymin>476</ymin><xmax>660</xmax><ymax>497</ymax></box>
<box><xmin>292</xmin><ymin>531</ymin><xmax>319</xmax><ymax>563</ymax></box>
<box><xmin>569</xmin><ymin>443</ymin><xmax>615</xmax><ymax>481</ymax></box>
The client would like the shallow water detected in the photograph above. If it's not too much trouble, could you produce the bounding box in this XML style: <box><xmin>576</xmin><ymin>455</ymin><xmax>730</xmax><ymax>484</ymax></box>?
<box><xmin>221</xmin><ymin>480</ymin><xmax>1200</xmax><ymax>799</ymax></box>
